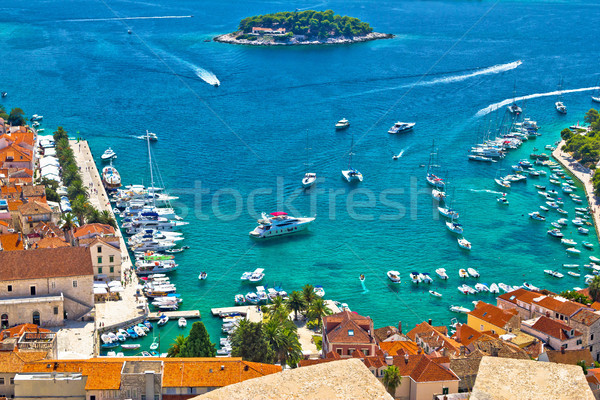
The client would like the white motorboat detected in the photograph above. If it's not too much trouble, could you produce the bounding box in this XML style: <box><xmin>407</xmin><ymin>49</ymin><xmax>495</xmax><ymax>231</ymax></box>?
<box><xmin>157</xmin><ymin>315</ymin><xmax>169</xmax><ymax>326</ymax></box>
<box><xmin>421</xmin><ymin>273</ymin><xmax>433</xmax><ymax>283</ymax></box>
<box><xmin>249</xmin><ymin>212</ymin><xmax>315</xmax><ymax>239</ymax></box>
<box><xmin>446</xmin><ymin>221</ymin><xmax>463</xmax><ymax>234</ymax></box>
<box><xmin>507</xmin><ymin>102</ymin><xmax>522</xmax><ymax>114</ymax></box>
<box><xmin>248</xmin><ymin>268</ymin><xmax>265</xmax><ymax>282</ymax></box>
<box><xmin>498</xmin><ymin>283</ymin><xmax>513</xmax><ymax>293</ymax></box>
<box><xmin>459</xmin><ymin>269</ymin><xmax>469</xmax><ymax>278</ymax></box>
<box><xmin>429</xmin><ymin>290</ymin><xmax>442</xmax><ymax>298</ymax></box>
<box><xmin>198</xmin><ymin>272</ymin><xmax>207</xmax><ymax>280</ymax></box>
<box><xmin>313</xmin><ymin>285</ymin><xmax>325</xmax><ymax>297</ymax></box>
<box><xmin>410</xmin><ymin>272</ymin><xmax>422</xmax><ymax>284</ymax></box>
<box><xmin>590</xmin><ymin>256</ymin><xmax>600</xmax><ymax>263</ymax></box>
<box><xmin>523</xmin><ymin>282</ymin><xmax>539</xmax><ymax>291</ymax></box>
<box><xmin>495</xmin><ymin>178</ymin><xmax>510</xmax><ymax>189</ymax></box>
<box><xmin>555</xmin><ymin>101</ymin><xmax>567</xmax><ymax>114</ymax></box>
<box><xmin>387</xmin><ymin>270</ymin><xmax>401</xmax><ymax>283</ymax></box>
<box><xmin>102</xmin><ymin>165</ymin><xmax>121</xmax><ymax>191</ymax></box>
<box><xmin>122</xmin><ymin>344</ymin><xmax>141</xmax><ymax>351</ymax></box>
<box><xmin>467</xmin><ymin>268</ymin><xmax>479</xmax><ymax>278</ymax></box>
<box><xmin>178</xmin><ymin>318</ymin><xmax>187</xmax><ymax>328</ymax></box>
<box><xmin>563</xmin><ymin>264</ymin><xmax>579</xmax><ymax>268</ymax></box>
<box><xmin>436</xmin><ymin>268</ymin><xmax>448</xmax><ymax>280</ymax></box>
<box><xmin>547</xmin><ymin>229</ymin><xmax>563</xmax><ymax>238</ymax></box>
<box><xmin>137</xmin><ymin>130</ymin><xmax>158</xmax><ymax>141</ymax></box>
<box><xmin>302</xmin><ymin>173</ymin><xmax>317</xmax><ymax>188</ymax></box>
<box><xmin>566</xmin><ymin>248</ymin><xmax>581</xmax><ymax>255</ymax></box>
<box><xmin>544</xmin><ymin>270</ymin><xmax>564</xmax><ymax>278</ymax></box>
<box><xmin>561</xmin><ymin>238</ymin><xmax>576</xmax><ymax>246</ymax></box>
<box><xmin>432</xmin><ymin>189</ymin><xmax>446</xmax><ymax>201</ymax></box>
<box><xmin>101</xmin><ymin>148</ymin><xmax>117</xmax><ymax>161</ymax></box>
<box><xmin>568</xmin><ymin>271</ymin><xmax>581</xmax><ymax>277</ymax></box>
<box><xmin>540</xmin><ymin>206</ymin><xmax>549</xmax><ymax>212</ymax></box>
<box><xmin>388</xmin><ymin>121</ymin><xmax>415</xmax><ymax>134</ymax></box>
<box><xmin>458</xmin><ymin>238</ymin><xmax>472</xmax><ymax>250</ymax></box>
<box><xmin>489</xmin><ymin>283</ymin><xmax>500</xmax><ymax>294</ymax></box>
<box><xmin>449</xmin><ymin>305</ymin><xmax>471</xmax><ymax>314</ymax></box>
<box><xmin>497</xmin><ymin>196</ymin><xmax>509</xmax><ymax>205</ymax></box>
<box><xmin>529</xmin><ymin>212</ymin><xmax>545</xmax><ymax>221</ymax></box>
<box><xmin>256</xmin><ymin>287</ymin><xmax>269</xmax><ymax>303</ymax></box>
<box><xmin>579</xmin><ymin>227</ymin><xmax>590</xmax><ymax>235</ymax></box>
<box><xmin>30</xmin><ymin>114</ymin><xmax>43</xmax><ymax>121</ymax></box>
<box><xmin>234</xmin><ymin>294</ymin><xmax>246</xmax><ymax>305</ymax></box>
<box><xmin>335</xmin><ymin>118</ymin><xmax>350</xmax><ymax>130</ymax></box>
<box><xmin>474</xmin><ymin>283</ymin><xmax>489</xmax><ymax>292</ymax></box>
<box><xmin>134</xmin><ymin>325</ymin><xmax>146</xmax><ymax>336</ymax></box>
<box><xmin>468</xmin><ymin>154</ymin><xmax>495</xmax><ymax>162</ymax></box>
<box><xmin>245</xmin><ymin>292</ymin><xmax>259</xmax><ymax>304</ymax></box>
<box><xmin>572</xmin><ymin>219</ymin><xmax>584</xmax><ymax>226</ymax></box>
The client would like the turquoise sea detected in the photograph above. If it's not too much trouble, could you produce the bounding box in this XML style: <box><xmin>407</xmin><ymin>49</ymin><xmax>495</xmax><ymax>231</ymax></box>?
<box><xmin>2</xmin><ymin>0</ymin><xmax>600</xmax><ymax>353</ymax></box>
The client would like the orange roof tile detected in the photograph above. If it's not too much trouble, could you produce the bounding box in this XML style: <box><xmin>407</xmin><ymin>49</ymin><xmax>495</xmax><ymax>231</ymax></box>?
<box><xmin>453</xmin><ymin>323</ymin><xmax>484</xmax><ymax>347</ymax></box>
<box><xmin>530</xmin><ymin>316</ymin><xmax>582</xmax><ymax>340</ymax></box>
<box><xmin>7</xmin><ymin>200</ymin><xmax>22</xmax><ymax>211</ymax></box>
<box><xmin>35</xmin><ymin>236</ymin><xmax>69</xmax><ymax>249</ymax></box>
<box><xmin>0</xmin><ymin>351</ymin><xmax>48</xmax><ymax>373</ymax></box>
<box><xmin>379</xmin><ymin>340</ymin><xmax>419</xmax><ymax>356</ymax></box>
<box><xmin>498</xmin><ymin>288</ymin><xmax>545</xmax><ymax>304</ymax></box>
<box><xmin>468</xmin><ymin>302</ymin><xmax>518</xmax><ymax>329</ymax></box>
<box><xmin>73</xmin><ymin>223</ymin><xmax>115</xmax><ymax>238</ymax></box>
<box><xmin>18</xmin><ymin>200</ymin><xmax>52</xmax><ymax>216</ymax></box>
<box><xmin>0</xmin><ymin>233</ymin><xmax>24</xmax><ymax>251</ymax></box>
<box><xmin>1</xmin><ymin>324</ymin><xmax>52</xmax><ymax>340</ymax></box>
<box><xmin>571</xmin><ymin>309</ymin><xmax>600</xmax><ymax>326</ymax></box>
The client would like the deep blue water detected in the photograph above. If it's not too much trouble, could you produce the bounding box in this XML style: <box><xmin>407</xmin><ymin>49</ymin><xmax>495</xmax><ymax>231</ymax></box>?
<box><xmin>2</xmin><ymin>0</ymin><xmax>600</xmax><ymax>352</ymax></box>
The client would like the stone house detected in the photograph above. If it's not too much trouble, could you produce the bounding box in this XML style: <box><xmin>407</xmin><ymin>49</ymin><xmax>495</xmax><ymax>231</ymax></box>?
<box><xmin>497</xmin><ymin>288</ymin><xmax>590</xmax><ymax>323</ymax></box>
<box><xmin>0</xmin><ymin>247</ymin><xmax>94</xmax><ymax>328</ymax></box>
<box><xmin>570</xmin><ymin>309</ymin><xmax>600</xmax><ymax>363</ymax></box>
<box><xmin>521</xmin><ymin>315</ymin><xmax>583</xmax><ymax>351</ymax></box>
<box><xmin>77</xmin><ymin>237</ymin><xmax>122</xmax><ymax>281</ymax></box>
<box><xmin>73</xmin><ymin>223</ymin><xmax>115</xmax><ymax>241</ymax></box>
<box><xmin>467</xmin><ymin>302</ymin><xmax>520</xmax><ymax>335</ymax></box>
<box><xmin>17</xmin><ymin>201</ymin><xmax>57</xmax><ymax>235</ymax></box>
<box><xmin>322</xmin><ymin>311</ymin><xmax>377</xmax><ymax>357</ymax></box>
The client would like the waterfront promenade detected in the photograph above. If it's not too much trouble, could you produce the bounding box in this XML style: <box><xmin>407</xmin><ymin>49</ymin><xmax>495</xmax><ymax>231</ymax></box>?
<box><xmin>553</xmin><ymin>141</ymin><xmax>600</xmax><ymax>244</ymax></box>
<box><xmin>69</xmin><ymin>140</ymin><xmax>147</xmax><ymax>355</ymax></box>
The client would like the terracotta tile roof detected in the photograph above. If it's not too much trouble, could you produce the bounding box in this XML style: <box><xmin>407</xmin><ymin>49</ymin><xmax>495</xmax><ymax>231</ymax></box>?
<box><xmin>324</xmin><ymin>310</ymin><xmax>371</xmax><ymax>325</ymax></box>
<box><xmin>544</xmin><ymin>349</ymin><xmax>594</xmax><ymax>366</ymax></box>
<box><xmin>392</xmin><ymin>354</ymin><xmax>459</xmax><ymax>383</ymax></box>
<box><xmin>374</xmin><ymin>325</ymin><xmax>400</xmax><ymax>342</ymax></box>
<box><xmin>22</xmin><ymin>358</ymin><xmax>281</xmax><ymax>390</ymax></box>
<box><xmin>18</xmin><ymin>200</ymin><xmax>52</xmax><ymax>215</ymax></box>
<box><xmin>530</xmin><ymin>316</ymin><xmax>582</xmax><ymax>340</ymax></box>
<box><xmin>7</xmin><ymin>200</ymin><xmax>23</xmax><ymax>211</ymax></box>
<box><xmin>557</xmin><ymin>300</ymin><xmax>588</xmax><ymax>317</ymax></box>
<box><xmin>0</xmin><ymin>247</ymin><xmax>93</xmax><ymax>280</ymax></box>
<box><xmin>35</xmin><ymin>236</ymin><xmax>70</xmax><ymax>249</ymax></box>
<box><xmin>22</xmin><ymin>185</ymin><xmax>46</xmax><ymax>198</ymax></box>
<box><xmin>77</xmin><ymin>237</ymin><xmax>120</xmax><ymax>249</ymax></box>
<box><xmin>73</xmin><ymin>223</ymin><xmax>115</xmax><ymax>238</ymax></box>
<box><xmin>453</xmin><ymin>323</ymin><xmax>484</xmax><ymax>347</ymax></box>
<box><xmin>572</xmin><ymin>309</ymin><xmax>600</xmax><ymax>326</ymax></box>
<box><xmin>326</xmin><ymin>317</ymin><xmax>374</xmax><ymax>344</ymax></box>
<box><xmin>0</xmin><ymin>351</ymin><xmax>48</xmax><ymax>373</ymax></box>
<box><xmin>497</xmin><ymin>288</ymin><xmax>544</xmax><ymax>304</ymax></box>
<box><xmin>362</xmin><ymin>355</ymin><xmax>386</xmax><ymax>369</ymax></box>
<box><xmin>379</xmin><ymin>340</ymin><xmax>419</xmax><ymax>356</ymax></box>
<box><xmin>587</xmin><ymin>368</ymin><xmax>600</xmax><ymax>385</ymax></box>
<box><xmin>1</xmin><ymin>324</ymin><xmax>52</xmax><ymax>340</ymax></box>
<box><xmin>469</xmin><ymin>302</ymin><xmax>518</xmax><ymax>329</ymax></box>
<box><xmin>0</xmin><ymin>233</ymin><xmax>24</xmax><ymax>251</ymax></box>
<box><xmin>32</xmin><ymin>221</ymin><xmax>64</xmax><ymax>239</ymax></box>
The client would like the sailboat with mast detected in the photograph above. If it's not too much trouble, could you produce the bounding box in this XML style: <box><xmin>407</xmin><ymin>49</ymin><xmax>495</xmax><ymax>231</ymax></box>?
<box><xmin>341</xmin><ymin>134</ymin><xmax>363</xmax><ymax>182</ymax></box>
<box><xmin>302</xmin><ymin>131</ymin><xmax>317</xmax><ymax>188</ymax></box>
<box><xmin>507</xmin><ymin>82</ymin><xmax>522</xmax><ymax>115</ymax></box>
<box><xmin>555</xmin><ymin>78</ymin><xmax>567</xmax><ymax>114</ymax></box>
<box><xmin>426</xmin><ymin>141</ymin><xmax>444</xmax><ymax>189</ymax></box>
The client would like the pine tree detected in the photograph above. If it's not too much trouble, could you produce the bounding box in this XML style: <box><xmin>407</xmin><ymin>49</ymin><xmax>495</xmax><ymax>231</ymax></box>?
<box><xmin>178</xmin><ymin>322</ymin><xmax>216</xmax><ymax>357</ymax></box>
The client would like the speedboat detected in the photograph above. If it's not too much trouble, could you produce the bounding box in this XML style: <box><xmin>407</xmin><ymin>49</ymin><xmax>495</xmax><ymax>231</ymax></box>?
<box><xmin>388</xmin><ymin>121</ymin><xmax>415</xmax><ymax>134</ymax></box>
<box><xmin>489</xmin><ymin>283</ymin><xmax>500</xmax><ymax>294</ymax></box>
<box><xmin>497</xmin><ymin>196</ymin><xmax>509</xmax><ymax>205</ymax></box>
<box><xmin>438</xmin><ymin>207</ymin><xmax>459</xmax><ymax>219</ymax></box>
<box><xmin>245</xmin><ymin>292</ymin><xmax>259</xmax><ymax>304</ymax></box>
<box><xmin>590</xmin><ymin>256</ymin><xmax>600</xmax><ymax>263</ymax></box>
<box><xmin>561</xmin><ymin>238</ymin><xmax>576</xmax><ymax>246</ymax></box>
<box><xmin>467</xmin><ymin>268</ymin><xmax>480</xmax><ymax>278</ymax></box>
<box><xmin>335</xmin><ymin>118</ymin><xmax>350</xmax><ymax>130</ymax></box>
<box><xmin>249</xmin><ymin>212</ymin><xmax>315</xmax><ymax>239</ymax></box>
<box><xmin>137</xmin><ymin>130</ymin><xmax>158</xmax><ymax>141</ymax></box>
<box><xmin>555</xmin><ymin>101</ymin><xmax>567</xmax><ymax>114</ymax></box>
<box><xmin>540</xmin><ymin>206</ymin><xmax>549</xmax><ymax>212</ymax></box>
<box><xmin>551</xmin><ymin>222</ymin><xmax>562</xmax><ymax>229</ymax></box>
<box><xmin>157</xmin><ymin>315</ymin><xmax>168</xmax><ymax>326</ymax></box>
<box><xmin>534</xmin><ymin>185</ymin><xmax>546</xmax><ymax>190</ymax></box>
<box><xmin>498</xmin><ymin>283</ymin><xmax>513</xmax><ymax>293</ymax></box>
<box><xmin>410</xmin><ymin>272</ymin><xmax>422</xmax><ymax>284</ymax></box>
<box><xmin>449</xmin><ymin>305</ymin><xmax>470</xmax><ymax>314</ymax></box>
<box><xmin>458</xmin><ymin>238</ymin><xmax>472</xmax><ymax>250</ymax></box>
<box><xmin>302</xmin><ymin>173</ymin><xmax>317</xmax><ymax>188</ymax></box>
<box><xmin>429</xmin><ymin>290</ymin><xmax>442</xmax><ymax>298</ymax></box>
<box><xmin>474</xmin><ymin>283</ymin><xmax>489</xmax><ymax>292</ymax></box>
<box><xmin>568</xmin><ymin>271</ymin><xmax>581</xmax><ymax>277</ymax></box>
<box><xmin>446</xmin><ymin>221</ymin><xmax>463</xmax><ymax>234</ymax></box>
<box><xmin>563</xmin><ymin>263</ymin><xmax>579</xmax><ymax>268</ymax></box>
<box><xmin>544</xmin><ymin>270</ymin><xmax>564</xmax><ymax>278</ymax></box>
<box><xmin>341</xmin><ymin>168</ymin><xmax>363</xmax><ymax>182</ymax></box>
<box><xmin>523</xmin><ymin>282</ymin><xmax>539</xmax><ymax>291</ymax></box>
<box><xmin>529</xmin><ymin>212</ymin><xmax>545</xmax><ymax>221</ymax></box>
<box><xmin>421</xmin><ymin>273</ymin><xmax>433</xmax><ymax>283</ymax></box>
<box><xmin>459</xmin><ymin>269</ymin><xmax>469</xmax><ymax>278</ymax></box>
<box><xmin>457</xmin><ymin>285</ymin><xmax>470</xmax><ymax>295</ymax></box>
<box><xmin>178</xmin><ymin>318</ymin><xmax>187</xmax><ymax>328</ymax></box>
<box><xmin>566</xmin><ymin>248</ymin><xmax>581</xmax><ymax>255</ymax></box>
<box><xmin>572</xmin><ymin>219</ymin><xmax>584</xmax><ymax>226</ymax></box>
<box><xmin>121</xmin><ymin>344</ymin><xmax>141</xmax><ymax>351</ymax></box>
<box><xmin>435</xmin><ymin>268</ymin><xmax>448</xmax><ymax>280</ymax></box>
<box><xmin>101</xmin><ymin>148</ymin><xmax>117</xmax><ymax>161</ymax></box>
<box><xmin>313</xmin><ymin>285</ymin><xmax>325</xmax><ymax>297</ymax></box>
<box><xmin>495</xmin><ymin>178</ymin><xmax>510</xmax><ymax>189</ymax></box>
<box><xmin>30</xmin><ymin>114</ymin><xmax>43</xmax><ymax>121</ymax></box>
<box><xmin>387</xmin><ymin>270</ymin><xmax>401</xmax><ymax>283</ymax></box>
<box><xmin>547</xmin><ymin>229</ymin><xmax>563</xmax><ymax>238</ymax></box>
<box><xmin>359</xmin><ymin>274</ymin><xmax>365</xmax><ymax>282</ymax></box>
<box><xmin>198</xmin><ymin>272</ymin><xmax>208</xmax><ymax>280</ymax></box>
<box><xmin>579</xmin><ymin>227</ymin><xmax>590</xmax><ymax>235</ymax></box>
<box><xmin>234</xmin><ymin>294</ymin><xmax>246</xmax><ymax>305</ymax></box>
<box><xmin>583</xmin><ymin>242</ymin><xmax>594</xmax><ymax>249</ymax></box>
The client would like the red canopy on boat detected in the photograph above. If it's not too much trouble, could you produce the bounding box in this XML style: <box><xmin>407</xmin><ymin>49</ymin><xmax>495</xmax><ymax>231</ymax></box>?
<box><xmin>270</xmin><ymin>212</ymin><xmax>288</xmax><ymax>216</ymax></box>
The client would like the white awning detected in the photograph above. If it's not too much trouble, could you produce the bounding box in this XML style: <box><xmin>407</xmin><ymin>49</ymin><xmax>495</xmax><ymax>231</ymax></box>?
<box><xmin>110</xmin><ymin>287</ymin><xmax>124</xmax><ymax>293</ymax></box>
<box><xmin>107</xmin><ymin>280</ymin><xmax>122</xmax><ymax>287</ymax></box>
<box><xmin>93</xmin><ymin>287</ymin><xmax>108</xmax><ymax>295</ymax></box>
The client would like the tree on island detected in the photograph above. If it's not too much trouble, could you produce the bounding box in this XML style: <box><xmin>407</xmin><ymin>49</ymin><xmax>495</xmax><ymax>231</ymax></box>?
<box><xmin>382</xmin><ymin>365</ymin><xmax>402</xmax><ymax>396</ymax></box>
<box><xmin>7</xmin><ymin>107</ymin><xmax>26</xmax><ymax>126</ymax></box>
<box><xmin>178</xmin><ymin>321</ymin><xmax>216</xmax><ymax>357</ymax></box>
<box><xmin>238</xmin><ymin>10</ymin><xmax>373</xmax><ymax>39</ymax></box>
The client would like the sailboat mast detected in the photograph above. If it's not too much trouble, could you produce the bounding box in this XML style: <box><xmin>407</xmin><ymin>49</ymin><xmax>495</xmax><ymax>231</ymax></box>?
<box><xmin>305</xmin><ymin>130</ymin><xmax>310</xmax><ymax>173</ymax></box>
<box><xmin>147</xmin><ymin>130</ymin><xmax>155</xmax><ymax>207</ymax></box>
<box><xmin>348</xmin><ymin>134</ymin><xmax>354</xmax><ymax>169</ymax></box>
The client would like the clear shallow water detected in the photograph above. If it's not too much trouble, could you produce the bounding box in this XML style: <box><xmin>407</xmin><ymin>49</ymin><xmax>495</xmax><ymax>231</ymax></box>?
<box><xmin>2</xmin><ymin>0</ymin><xmax>600</xmax><ymax>352</ymax></box>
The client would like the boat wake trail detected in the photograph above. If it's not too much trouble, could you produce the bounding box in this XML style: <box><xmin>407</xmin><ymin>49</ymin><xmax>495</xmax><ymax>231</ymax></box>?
<box><xmin>62</xmin><ymin>15</ymin><xmax>193</xmax><ymax>22</ymax></box>
<box><xmin>476</xmin><ymin>85</ymin><xmax>600</xmax><ymax>117</ymax></box>
<box><xmin>469</xmin><ymin>189</ymin><xmax>505</xmax><ymax>195</ymax></box>
<box><xmin>414</xmin><ymin>60</ymin><xmax>522</xmax><ymax>88</ymax></box>
<box><xmin>360</xmin><ymin>280</ymin><xmax>369</xmax><ymax>294</ymax></box>
<box><xmin>153</xmin><ymin>48</ymin><xmax>219</xmax><ymax>86</ymax></box>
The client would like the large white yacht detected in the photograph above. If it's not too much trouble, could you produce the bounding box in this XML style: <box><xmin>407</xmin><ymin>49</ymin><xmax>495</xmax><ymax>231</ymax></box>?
<box><xmin>249</xmin><ymin>212</ymin><xmax>315</xmax><ymax>239</ymax></box>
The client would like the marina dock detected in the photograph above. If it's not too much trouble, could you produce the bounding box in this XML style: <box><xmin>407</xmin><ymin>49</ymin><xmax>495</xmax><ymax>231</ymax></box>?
<box><xmin>210</xmin><ymin>306</ymin><xmax>263</xmax><ymax>322</ymax></box>
<box><xmin>148</xmin><ymin>310</ymin><xmax>201</xmax><ymax>320</ymax></box>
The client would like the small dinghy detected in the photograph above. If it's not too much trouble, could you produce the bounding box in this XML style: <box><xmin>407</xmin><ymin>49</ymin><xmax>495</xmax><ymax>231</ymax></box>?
<box><xmin>449</xmin><ymin>305</ymin><xmax>471</xmax><ymax>313</ymax></box>
<box><xmin>568</xmin><ymin>271</ymin><xmax>581</xmax><ymax>277</ymax></box>
<box><xmin>429</xmin><ymin>290</ymin><xmax>442</xmax><ymax>298</ymax></box>
<box><xmin>567</xmin><ymin>248</ymin><xmax>581</xmax><ymax>255</ymax></box>
<box><xmin>198</xmin><ymin>271</ymin><xmax>208</xmax><ymax>280</ymax></box>
<box><xmin>122</xmin><ymin>344</ymin><xmax>141</xmax><ymax>351</ymax></box>
<box><xmin>178</xmin><ymin>318</ymin><xmax>187</xmax><ymax>328</ymax></box>
<box><xmin>583</xmin><ymin>242</ymin><xmax>594</xmax><ymax>250</ymax></box>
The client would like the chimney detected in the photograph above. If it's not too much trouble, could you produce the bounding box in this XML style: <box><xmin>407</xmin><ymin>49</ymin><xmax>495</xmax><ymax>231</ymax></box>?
<box><xmin>417</xmin><ymin>348</ymin><xmax>422</xmax><ymax>355</ymax></box>
<box><xmin>561</xmin><ymin>346</ymin><xmax>566</xmax><ymax>354</ymax></box>
<box><xmin>404</xmin><ymin>353</ymin><xmax>409</xmax><ymax>364</ymax></box>
<box><xmin>398</xmin><ymin>321</ymin><xmax>402</xmax><ymax>334</ymax></box>
<box><xmin>428</xmin><ymin>319</ymin><xmax>432</xmax><ymax>326</ymax></box>
<box><xmin>385</xmin><ymin>356</ymin><xmax>393</xmax><ymax>366</ymax></box>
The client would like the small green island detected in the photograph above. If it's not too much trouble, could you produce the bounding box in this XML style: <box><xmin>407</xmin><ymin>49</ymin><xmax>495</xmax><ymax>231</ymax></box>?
<box><xmin>214</xmin><ymin>10</ymin><xmax>393</xmax><ymax>46</ymax></box>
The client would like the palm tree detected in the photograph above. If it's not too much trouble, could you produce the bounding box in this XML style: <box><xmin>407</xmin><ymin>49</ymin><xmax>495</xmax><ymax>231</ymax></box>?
<box><xmin>263</xmin><ymin>318</ymin><xmax>302</xmax><ymax>367</ymax></box>
<box><xmin>382</xmin><ymin>365</ymin><xmax>402</xmax><ymax>396</ymax></box>
<box><xmin>286</xmin><ymin>291</ymin><xmax>306</xmax><ymax>321</ymax></box>
<box><xmin>308</xmin><ymin>297</ymin><xmax>332</xmax><ymax>331</ymax></box>
<box><xmin>71</xmin><ymin>195</ymin><xmax>91</xmax><ymax>224</ymax></box>
<box><xmin>167</xmin><ymin>334</ymin><xmax>187</xmax><ymax>357</ymax></box>
<box><xmin>99</xmin><ymin>210</ymin><xmax>116</xmax><ymax>228</ymax></box>
<box><xmin>59</xmin><ymin>213</ymin><xmax>75</xmax><ymax>244</ymax></box>
<box><xmin>86</xmin><ymin>208</ymin><xmax>101</xmax><ymax>224</ymax></box>
<box><xmin>264</xmin><ymin>296</ymin><xmax>289</xmax><ymax>321</ymax></box>
<box><xmin>67</xmin><ymin>179</ymin><xmax>88</xmax><ymax>200</ymax></box>
<box><xmin>302</xmin><ymin>284</ymin><xmax>316</xmax><ymax>310</ymax></box>
<box><xmin>589</xmin><ymin>276</ymin><xmax>600</xmax><ymax>302</ymax></box>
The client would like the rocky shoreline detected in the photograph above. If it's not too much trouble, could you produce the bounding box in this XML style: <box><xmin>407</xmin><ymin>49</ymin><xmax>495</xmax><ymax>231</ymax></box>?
<box><xmin>213</xmin><ymin>32</ymin><xmax>394</xmax><ymax>46</ymax></box>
